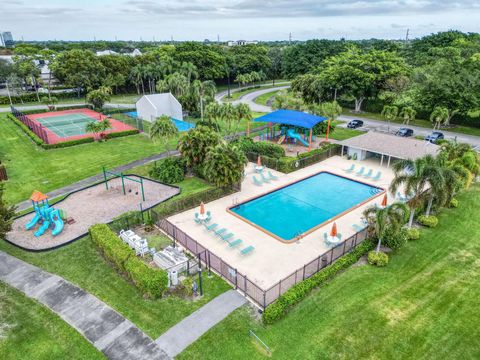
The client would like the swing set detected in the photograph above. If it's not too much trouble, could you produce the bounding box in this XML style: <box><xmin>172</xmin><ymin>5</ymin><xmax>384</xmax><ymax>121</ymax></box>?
<box><xmin>102</xmin><ymin>167</ymin><xmax>146</xmax><ymax>202</ymax></box>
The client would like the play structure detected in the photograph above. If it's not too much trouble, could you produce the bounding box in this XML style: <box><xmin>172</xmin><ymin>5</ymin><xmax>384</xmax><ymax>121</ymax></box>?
<box><xmin>254</xmin><ymin>110</ymin><xmax>328</xmax><ymax>149</ymax></box>
<box><xmin>25</xmin><ymin>191</ymin><xmax>64</xmax><ymax>237</ymax></box>
<box><xmin>102</xmin><ymin>167</ymin><xmax>146</xmax><ymax>201</ymax></box>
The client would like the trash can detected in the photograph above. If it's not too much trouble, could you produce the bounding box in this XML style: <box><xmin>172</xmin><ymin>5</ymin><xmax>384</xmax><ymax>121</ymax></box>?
<box><xmin>170</xmin><ymin>270</ymin><xmax>179</xmax><ymax>286</ymax></box>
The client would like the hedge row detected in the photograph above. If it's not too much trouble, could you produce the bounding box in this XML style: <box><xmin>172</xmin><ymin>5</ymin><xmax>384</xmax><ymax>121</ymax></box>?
<box><xmin>0</xmin><ymin>92</ymin><xmax>80</xmax><ymax>105</ymax></box>
<box><xmin>234</xmin><ymin>137</ymin><xmax>285</xmax><ymax>159</ymax></box>
<box><xmin>262</xmin><ymin>240</ymin><xmax>373</xmax><ymax>324</ymax></box>
<box><xmin>89</xmin><ymin>224</ymin><xmax>168</xmax><ymax>299</ymax></box>
<box><xmin>104</xmin><ymin>129</ymin><xmax>140</xmax><ymax>139</ymax></box>
<box><xmin>13</xmin><ymin>104</ymin><xmax>92</xmax><ymax>115</ymax></box>
<box><xmin>7</xmin><ymin>113</ymin><xmax>45</xmax><ymax>146</ymax></box>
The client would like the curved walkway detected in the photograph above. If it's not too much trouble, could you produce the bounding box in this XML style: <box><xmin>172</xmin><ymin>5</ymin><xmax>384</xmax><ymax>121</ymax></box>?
<box><xmin>0</xmin><ymin>251</ymin><xmax>170</xmax><ymax>360</ymax></box>
<box><xmin>217</xmin><ymin>84</ymin><xmax>290</xmax><ymax>113</ymax></box>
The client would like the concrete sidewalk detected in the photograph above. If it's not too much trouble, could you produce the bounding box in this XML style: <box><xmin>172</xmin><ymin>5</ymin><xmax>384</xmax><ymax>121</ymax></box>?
<box><xmin>155</xmin><ymin>290</ymin><xmax>246</xmax><ymax>357</ymax></box>
<box><xmin>0</xmin><ymin>251</ymin><xmax>170</xmax><ymax>360</ymax></box>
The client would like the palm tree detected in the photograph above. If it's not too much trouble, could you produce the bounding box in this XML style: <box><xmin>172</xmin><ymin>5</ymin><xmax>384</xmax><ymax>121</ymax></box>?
<box><xmin>320</xmin><ymin>101</ymin><xmax>342</xmax><ymax>140</ymax></box>
<box><xmin>85</xmin><ymin>121</ymin><xmax>103</xmax><ymax>140</ymax></box>
<box><xmin>381</xmin><ymin>105</ymin><xmax>399</xmax><ymax>131</ymax></box>
<box><xmin>430</xmin><ymin>106</ymin><xmax>449</xmax><ymax>130</ymax></box>
<box><xmin>203</xmin><ymin>142</ymin><xmax>247</xmax><ymax>188</ymax></box>
<box><xmin>363</xmin><ymin>202</ymin><xmax>408</xmax><ymax>252</ymax></box>
<box><xmin>129</xmin><ymin>65</ymin><xmax>144</xmax><ymax>95</ymax></box>
<box><xmin>177</xmin><ymin>125</ymin><xmax>221</xmax><ymax>168</ymax></box>
<box><xmin>180</xmin><ymin>62</ymin><xmax>198</xmax><ymax>84</ymax></box>
<box><xmin>150</xmin><ymin>115</ymin><xmax>179</xmax><ymax>156</ymax></box>
<box><xmin>192</xmin><ymin>80</ymin><xmax>216</xmax><ymax>120</ymax></box>
<box><xmin>98</xmin><ymin>118</ymin><xmax>112</xmax><ymax>140</ymax></box>
<box><xmin>399</xmin><ymin>106</ymin><xmax>416</xmax><ymax>125</ymax></box>
<box><xmin>390</xmin><ymin>155</ymin><xmax>442</xmax><ymax>227</ymax></box>
<box><xmin>234</xmin><ymin>103</ymin><xmax>252</xmax><ymax>136</ymax></box>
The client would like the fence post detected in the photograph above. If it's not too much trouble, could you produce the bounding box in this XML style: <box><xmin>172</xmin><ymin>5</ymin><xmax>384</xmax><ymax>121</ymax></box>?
<box><xmin>173</xmin><ymin>225</ymin><xmax>177</xmax><ymax>248</ymax></box>
<box><xmin>244</xmin><ymin>275</ymin><xmax>247</xmax><ymax>297</ymax></box>
<box><xmin>317</xmin><ymin>257</ymin><xmax>320</xmax><ymax>271</ymax></box>
<box><xmin>303</xmin><ymin>264</ymin><xmax>306</xmax><ymax>280</ymax></box>
<box><xmin>234</xmin><ymin>268</ymin><xmax>238</xmax><ymax>289</ymax></box>
<box><xmin>263</xmin><ymin>292</ymin><xmax>266</xmax><ymax>310</ymax></box>
<box><xmin>278</xmin><ymin>280</ymin><xmax>282</xmax><ymax>296</ymax></box>
<box><xmin>208</xmin><ymin>251</ymin><xmax>211</xmax><ymax>276</ymax></box>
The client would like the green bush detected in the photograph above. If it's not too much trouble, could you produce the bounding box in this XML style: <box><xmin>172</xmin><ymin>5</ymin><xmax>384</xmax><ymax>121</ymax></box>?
<box><xmin>125</xmin><ymin>256</ymin><xmax>168</xmax><ymax>299</ymax></box>
<box><xmin>89</xmin><ymin>223</ymin><xmax>168</xmax><ymax>298</ymax></box>
<box><xmin>7</xmin><ymin>113</ymin><xmax>45</xmax><ymax>146</ymax></box>
<box><xmin>89</xmin><ymin>224</ymin><xmax>132</xmax><ymax>272</ymax></box>
<box><xmin>149</xmin><ymin>157</ymin><xmax>185</xmax><ymax>184</ymax></box>
<box><xmin>367</xmin><ymin>251</ymin><xmax>389</xmax><ymax>267</ymax></box>
<box><xmin>234</xmin><ymin>137</ymin><xmax>285</xmax><ymax>159</ymax></box>
<box><xmin>262</xmin><ymin>240</ymin><xmax>373</xmax><ymax>324</ymax></box>
<box><xmin>449</xmin><ymin>198</ymin><xmax>459</xmax><ymax>208</ymax></box>
<box><xmin>103</xmin><ymin>129</ymin><xmax>140</xmax><ymax>139</ymax></box>
<box><xmin>43</xmin><ymin>137</ymin><xmax>95</xmax><ymax>149</ymax></box>
<box><xmin>313</xmin><ymin>121</ymin><xmax>336</xmax><ymax>136</ymax></box>
<box><xmin>407</xmin><ymin>228</ymin><xmax>420</xmax><ymax>240</ymax></box>
<box><xmin>417</xmin><ymin>215</ymin><xmax>439</xmax><ymax>228</ymax></box>
<box><xmin>382</xmin><ymin>226</ymin><xmax>408</xmax><ymax>250</ymax></box>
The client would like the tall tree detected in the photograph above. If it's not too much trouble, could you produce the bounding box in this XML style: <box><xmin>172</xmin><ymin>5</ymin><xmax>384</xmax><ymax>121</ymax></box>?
<box><xmin>430</xmin><ymin>106</ymin><xmax>449</xmax><ymax>130</ymax></box>
<box><xmin>399</xmin><ymin>106</ymin><xmax>416</xmax><ymax>125</ymax></box>
<box><xmin>150</xmin><ymin>115</ymin><xmax>179</xmax><ymax>156</ymax></box>
<box><xmin>203</xmin><ymin>142</ymin><xmax>247</xmax><ymax>188</ymax></box>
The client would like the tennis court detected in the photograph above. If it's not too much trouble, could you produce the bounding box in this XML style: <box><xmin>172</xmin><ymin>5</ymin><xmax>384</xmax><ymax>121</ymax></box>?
<box><xmin>25</xmin><ymin>108</ymin><xmax>137</xmax><ymax>144</ymax></box>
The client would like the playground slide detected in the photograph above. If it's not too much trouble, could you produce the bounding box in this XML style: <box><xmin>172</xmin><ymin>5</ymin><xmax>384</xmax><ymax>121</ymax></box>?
<box><xmin>34</xmin><ymin>220</ymin><xmax>51</xmax><ymax>237</ymax></box>
<box><xmin>51</xmin><ymin>210</ymin><xmax>64</xmax><ymax>236</ymax></box>
<box><xmin>287</xmin><ymin>129</ymin><xmax>309</xmax><ymax>147</ymax></box>
<box><xmin>25</xmin><ymin>213</ymin><xmax>42</xmax><ymax>230</ymax></box>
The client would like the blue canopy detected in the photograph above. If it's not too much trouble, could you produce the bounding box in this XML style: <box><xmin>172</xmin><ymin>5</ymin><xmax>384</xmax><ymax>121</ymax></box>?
<box><xmin>254</xmin><ymin>110</ymin><xmax>328</xmax><ymax>129</ymax></box>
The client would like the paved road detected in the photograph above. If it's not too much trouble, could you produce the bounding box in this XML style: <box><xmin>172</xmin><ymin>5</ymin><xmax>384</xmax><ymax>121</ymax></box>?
<box><xmin>0</xmin><ymin>251</ymin><xmax>170</xmax><ymax>360</ymax></box>
<box><xmin>229</xmin><ymin>85</ymin><xmax>290</xmax><ymax>113</ymax></box>
<box><xmin>337</xmin><ymin>114</ymin><xmax>480</xmax><ymax>148</ymax></box>
<box><xmin>155</xmin><ymin>290</ymin><xmax>246</xmax><ymax>358</ymax></box>
<box><xmin>0</xmin><ymin>102</ymin><xmax>133</xmax><ymax>113</ymax></box>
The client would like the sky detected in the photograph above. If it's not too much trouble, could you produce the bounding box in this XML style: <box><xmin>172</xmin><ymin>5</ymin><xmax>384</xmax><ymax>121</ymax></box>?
<box><xmin>2</xmin><ymin>0</ymin><xmax>480</xmax><ymax>42</ymax></box>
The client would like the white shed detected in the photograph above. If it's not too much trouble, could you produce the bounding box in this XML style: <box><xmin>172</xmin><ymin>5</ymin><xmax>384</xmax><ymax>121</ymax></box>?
<box><xmin>135</xmin><ymin>93</ymin><xmax>183</xmax><ymax>122</ymax></box>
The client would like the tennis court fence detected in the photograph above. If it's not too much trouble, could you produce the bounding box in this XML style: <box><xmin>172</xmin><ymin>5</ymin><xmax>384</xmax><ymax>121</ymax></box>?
<box><xmin>155</xmin><ymin>217</ymin><xmax>369</xmax><ymax>309</ymax></box>
<box><xmin>11</xmin><ymin>106</ymin><xmax>51</xmax><ymax>143</ymax></box>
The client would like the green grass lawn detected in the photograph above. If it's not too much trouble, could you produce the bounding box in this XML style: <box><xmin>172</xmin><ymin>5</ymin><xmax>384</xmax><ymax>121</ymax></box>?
<box><xmin>0</xmin><ymin>113</ymin><xmax>176</xmax><ymax>204</ymax></box>
<box><xmin>178</xmin><ymin>185</ymin><xmax>480</xmax><ymax>359</ymax></box>
<box><xmin>329</xmin><ymin>120</ymin><xmax>363</xmax><ymax>141</ymax></box>
<box><xmin>254</xmin><ymin>90</ymin><xmax>280</xmax><ymax>106</ymax></box>
<box><xmin>343</xmin><ymin>109</ymin><xmax>480</xmax><ymax>137</ymax></box>
<box><xmin>0</xmin><ymin>282</ymin><xmax>104</xmax><ymax>360</ymax></box>
<box><xmin>0</xmin><ymin>235</ymin><xmax>230</xmax><ymax>339</ymax></box>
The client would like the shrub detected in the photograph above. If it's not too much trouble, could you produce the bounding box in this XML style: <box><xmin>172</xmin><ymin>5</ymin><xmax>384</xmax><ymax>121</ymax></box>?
<box><xmin>125</xmin><ymin>256</ymin><xmax>168</xmax><ymax>299</ymax></box>
<box><xmin>103</xmin><ymin>129</ymin><xmax>140</xmax><ymax>139</ymax></box>
<box><xmin>234</xmin><ymin>137</ymin><xmax>285</xmax><ymax>159</ymax></box>
<box><xmin>417</xmin><ymin>215</ymin><xmax>439</xmax><ymax>228</ymax></box>
<box><xmin>149</xmin><ymin>157</ymin><xmax>185</xmax><ymax>184</ymax></box>
<box><xmin>89</xmin><ymin>224</ymin><xmax>132</xmax><ymax>272</ymax></box>
<box><xmin>90</xmin><ymin>223</ymin><xmax>168</xmax><ymax>298</ymax></box>
<box><xmin>382</xmin><ymin>226</ymin><xmax>408</xmax><ymax>250</ymax></box>
<box><xmin>407</xmin><ymin>228</ymin><xmax>420</xmax><ymax>240</ymax></box>
<box><xmin>313</xmin><ymin>121</ymin><xmax>336</xmax><ymax>136</ymax></box>
<box><xmin>449</xmin><ymin>198</ymin><xmax>459</xmax><ymax>208</ymax></box>
<box><xmin>43</xmin><ymin>137</ymin><xmax>95</xmax><ymax>149</ymax></box>
<box><xmin>262</xmin><ymin>240</ymin><xmax>373</xmax><ymax>324</ymax></box>
<box><xmin>367</xmin><ymin>251</ymin><xmax>389</xmax><ymax>267</ymax></box>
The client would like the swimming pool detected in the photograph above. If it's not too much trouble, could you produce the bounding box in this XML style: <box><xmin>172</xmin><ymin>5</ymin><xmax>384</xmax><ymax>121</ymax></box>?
<box><xmin>229</xmin><ymin>172</ymin><xmax>383</xmax><ymax>242</ymax></box>
<box><xmin>125</xmin><ymin>112</ymin><xmax>194</xmax><ymax>132</ymax></box>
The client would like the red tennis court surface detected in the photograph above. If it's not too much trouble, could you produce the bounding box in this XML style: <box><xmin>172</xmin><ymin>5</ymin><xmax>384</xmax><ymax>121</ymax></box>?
<box><xmin>24</xmin><ymin>108</ymin><xmax>136</xmax><ymax>144</ymax></box>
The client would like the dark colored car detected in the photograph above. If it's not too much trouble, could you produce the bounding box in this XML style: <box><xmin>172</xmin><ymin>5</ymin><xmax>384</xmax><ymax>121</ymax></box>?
<box><xmin>395</xmin><ymin>128</ymin><xmax>414</xmax><ymax>137</ymax></box>
<box><xmin>347</xmin><ymin>119</ymin><xmax>364</xmax><ymax>129</ymax></box>
<box><xmin>425</xmin><ymin>131</ymin><xmax>445</xmax><ymax>143</ymax></box>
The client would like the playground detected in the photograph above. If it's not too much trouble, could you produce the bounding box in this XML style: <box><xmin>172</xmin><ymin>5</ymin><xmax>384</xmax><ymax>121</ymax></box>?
<box><xmin>252</xmin><ymin>109</ymin><xmax>331</xmax><ymax>155</ymax></box>
<box><xmin>16</xmin><ymin>108</ymin><xmax>136</xmax><ymax>144</ymax></box>
<box><xmin>7</xmin><ymin>175</ymin><xmax>179</xmax><ymax>250</ymax></box>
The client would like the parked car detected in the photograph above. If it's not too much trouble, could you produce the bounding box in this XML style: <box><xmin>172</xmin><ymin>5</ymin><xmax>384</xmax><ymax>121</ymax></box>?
<box><xmin>347</xmin><ymin>119</ymin><xmax>364</xmax><ymax>129</ymax></box>
<box><xmin>395</xmin><ymin>128</ymin><xmax>414</xmax><ymax>137</ymax></box>
<box><xmin>425</xmin><ymin>131</ymin><xmax>445</xmax><ymax>143</ymax></box>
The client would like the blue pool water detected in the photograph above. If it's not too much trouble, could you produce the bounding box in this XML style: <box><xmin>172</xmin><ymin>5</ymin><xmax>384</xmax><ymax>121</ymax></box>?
<box><xmin>231</xmin><ymin>172</ymin><xmax>382</xmax><ymax>241</ymax></box>
<box><xmin>124</xmin><ymin>112</ymin><xmax>194</xmax><ymax>132</ymax></box>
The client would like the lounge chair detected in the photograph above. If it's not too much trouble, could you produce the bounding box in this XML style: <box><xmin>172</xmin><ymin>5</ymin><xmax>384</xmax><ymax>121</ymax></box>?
<box><xmin>356</xmin><ymin>166</ymin><xmax>365</xmax><ymax>176</ymax></box>
<box><xmin>228</xmin><ymin>239</ymin><xmax>243</xmax><ymax>248</ymax></box>
<box><xmin>267</xmin><ymin>171</ymin><xmax>279</xmax><ymax>181</ymax></box>
<box><xmin>372</xmin><ymin>171</ymin><xmax>382</xmax><ymax>181</ymax></box>
<box><xmin>214</xmin><ymin>228</ymin><xmax>227</xmax><ymax>236</ymax></box>
<box><xmin>260</xmin><ymin>172</ymin><xmax>271</xmax><ymax>183</ymax></box>
<box><xmin>345</xmin><ymin>164</ymin><xmax>355</xmax><ymax>173</ymax></box>
<box><xmin>240</xmin><ymin>245</ymin><xmax>255</xmax><ymax>255</ymax></box>
<box><xmin>253</xmin><ymin>175</ymin><xmax>263</xmax><ymax>186</ymax></box>
<box><xmin>363</xmin><ymin>169</ymin><xmax>373</xmax><ymax>178</ymax></box>
<box><xmin>194</xmin><ymin>218</ymin><xmax>202</xmax><ymax>224</ymax></box>
<box><xmin>220</xmin><ymin>232</ymin><xmax>234</xmax><ymax>242</ymax></box>
<box><xmin>204</xmin><ymin>223</ymin><xmax>218</xmax><ymax>231</ymax></box>
<box><xmin>323</xmin><ymin>232</ymin><xmax>329</xmax><ymax>245</ymax></box>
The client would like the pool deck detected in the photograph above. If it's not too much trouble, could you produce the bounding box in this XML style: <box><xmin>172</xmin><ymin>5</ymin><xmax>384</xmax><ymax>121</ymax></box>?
<box><xmin>169</xmin><ymin>156</ymin><xmax>396</xmax><ymax>290</ymax></box>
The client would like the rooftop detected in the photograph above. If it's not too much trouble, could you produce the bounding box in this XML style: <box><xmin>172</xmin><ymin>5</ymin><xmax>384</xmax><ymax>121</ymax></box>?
<box><xmin>339</xmin><ymin>131</ymin><xmax>440</xmax><ymax>160</ymax></box>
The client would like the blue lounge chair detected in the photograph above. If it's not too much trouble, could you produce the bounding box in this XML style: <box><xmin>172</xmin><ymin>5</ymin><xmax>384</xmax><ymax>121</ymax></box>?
<box><xmin>220</xmin><ymin>232</ymin><xmax>234</xmax><ymax>242</ymax></box>
<box><xmin>356</xmin><ymin>166</ymin><xmax>365</xmax><ymax>176</ymax></box>
<box><xmin>345</xmin><ymin>164</ymin><xmax>355</xmax><ymax>173</ymax></box>
<box><xmin>214</xmin><ymin>228</ymin><xmax>227</xmax><ymax>236</ymax></box>
<box><xmin>240</xmin><ymin>245</ymin><xmax>255</xmax><ymax>255</ymax></box>
<box><xmin>204</xmin><ymin>223</ymin><xmax>218</xmax><ymax>231</ymax></box>
<box><xmin>363</xmin><ymin>169</ymin><xmax>373</xmax><ymax>178</ymax></box>
<box><xmin>260</xmin><ymin>172</ymin><xmax>271</xmax><ymax>183</ymax></box>
<box><xmin>228</xmin><ymin>239</ymin><xmax>243</xmax><ymax>248</ymax></box>
<box><xmin>253</xmin><ymin>175</ymin><xmax>263</xmax><ymax>186</ymax></box>
<box><xmin>372</xmin><ymin>171</ymin><xmax>382</xmax><ymax>181</ymax></box>
<box><xmin>194</xmin><ymin>218</ymin><xmax>202</xmax><ymax>224</ymax></box>
<box><xmin>267</xmin><ymin>171</ymin><xmax>278</xmax><ymax>181</ymax></box>
<box><xmin>323</xmin><ymin>232</ymin><xmax>329</xmax><ymax>245</ymax></box>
